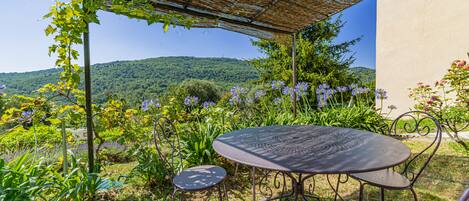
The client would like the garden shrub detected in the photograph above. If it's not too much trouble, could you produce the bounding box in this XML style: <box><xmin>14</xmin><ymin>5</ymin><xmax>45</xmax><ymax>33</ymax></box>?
<box><xmin>50</xmin><ymin>152</ymin><xmax>103</xmax><ymax>201</ymax></box>
<box><xmin>129</xmin><ymin>145</ymin><xmax>169</xmax><ymax>188</ymax></box>
<box><xmin>0</xmin><ymin>153</ymin><xmax>53</xmax><ymax>201</ymax></box>
<box><xmin>167</xmin><ymin>79</ymin><xmax>222</xmax><ymax>104</ymax></box>
<box><xmin>409</xmin><ymin>58</ymin><xmax>469</xmax><ymax>151</ymax></box>
<box><xmin>0</xmin><ymin>125</ymin><xmax>63</xmax><ymax>153</ymax></box>
<box><xmin>180</xmin><ymin>124</ymin><xmax>222</xmax><ymax>166</ymax></box>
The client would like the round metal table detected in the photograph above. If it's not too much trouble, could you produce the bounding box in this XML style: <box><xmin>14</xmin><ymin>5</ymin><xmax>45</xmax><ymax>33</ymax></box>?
<box><xmin>213</xmin><ymin>125</ymin><xmax>411</xmax><ymax>201</ymax></box>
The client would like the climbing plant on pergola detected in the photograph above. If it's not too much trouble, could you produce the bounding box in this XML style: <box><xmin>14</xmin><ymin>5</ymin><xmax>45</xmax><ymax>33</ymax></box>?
<box><xmin>44</xmin><ymin>0</ymin><xmax>361</xmax><ymax>174</ymax></box>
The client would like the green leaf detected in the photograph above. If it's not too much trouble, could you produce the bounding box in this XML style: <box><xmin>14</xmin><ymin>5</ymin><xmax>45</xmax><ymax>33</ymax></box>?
<box><xmin>45</xmin><ymin>25</ymin><xmax>56</xmax><ymax>36</ymax></box>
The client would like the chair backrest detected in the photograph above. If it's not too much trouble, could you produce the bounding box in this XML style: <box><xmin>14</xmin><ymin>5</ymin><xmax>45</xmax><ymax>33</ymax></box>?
<box><xmin>459</xmin><ymin>188</ymin><xmax>469</xmax><ymax>201</ymax></box>
<box><xmin>230</xmin><ymin>106</ymin><xmax>264</xmax><ymax>130</ymax></box>
<box><xmin>152</xmin><ymin>117</ymin><xmax>182</xmax><ymax>178</ymax></box>
<box><xmin>389</xmin><ymin>111</ymin><xmax>442</xmax><ymax>186</ymax></box>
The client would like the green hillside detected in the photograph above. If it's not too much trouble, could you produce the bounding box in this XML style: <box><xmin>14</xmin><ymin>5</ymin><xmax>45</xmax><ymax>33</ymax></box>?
<box><xmin>0</xmin><ymin>57</ymin><xmax>375</xmax><ymax>104</ymax></box>
<box><xmin>350</xmin><ymin>66</ymin><xmax>375</xmax><ymax>84</ymax></box>
<box><xmin>0</xmin><ymin>57</ymin><xmax>258</xmax><ymax>103</ymax></box>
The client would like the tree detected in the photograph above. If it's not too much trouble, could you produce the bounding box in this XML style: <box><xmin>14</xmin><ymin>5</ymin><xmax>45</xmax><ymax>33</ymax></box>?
<box><xmin>251</xmin><ymin>16</ymin><xmax>360</xmax><ymax>89</ymax></box>
<box><xmin>168</xmin><ymin>79</ymin><xmax>222</xmax><ymax>104</ymax></box>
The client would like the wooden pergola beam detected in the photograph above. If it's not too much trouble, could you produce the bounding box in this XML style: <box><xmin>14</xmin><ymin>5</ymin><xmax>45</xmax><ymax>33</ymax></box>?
<box><xmin>150</xmin><ymin>1</ymin><xmax>294</xmax><ymax>35</ymax></box>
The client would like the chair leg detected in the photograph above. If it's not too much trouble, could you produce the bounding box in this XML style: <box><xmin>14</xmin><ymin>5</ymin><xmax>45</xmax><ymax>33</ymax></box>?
<box><xmin>380</xmin><ymin>187</ymin><xmax>385</xmax><ymax>201</ymax></box>
<box><xmin>218</xmin><ymin>184</ymin><xmax>223</xmax><ymax>201</ymax></box>
<box><xmin>223</xmin><ymin>182</ymin><xmax>228</xmax><ymax>201</ymax></box>
<box><xmin>358</xmin><ymin>182</ymin><xmax>365</xmax><ymax>201</ymax></box>
<box><xmin>234</xmin><ymin>163</ymin><xmax>239</xmax><ymax>177</ymax></box>
<box><xmin>180</xmin><ymin>191</ymin><xmax>185</xmax><ymax>201</ymax></box>
<box><xmin>172</xmin><ymin>188</ymin><xmax>179</xmax><ymax>201</ymax></box>
<box><xmin>410</xmin><ymin>188</ymin><xmax>418</xmax><ymax>201</ymax></box>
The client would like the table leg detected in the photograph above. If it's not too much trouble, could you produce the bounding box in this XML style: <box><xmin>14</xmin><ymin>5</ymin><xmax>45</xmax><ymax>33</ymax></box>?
<box><xmin>252</xmin><ymin>167</ymin><xmax>256</xmax><ymax>201</ymax></box>
<box><xmin>327</xmin><ymin>174</ymin><xmax>349</xmax><ymax>201</ymax></box>
<box><xmin>254</xmin><ymin>171</ymin><xmax>319</xmax><ymax>201</ymax></box>
<box><xmin>334</xmin><ymin>174</ymin><xmax>341</xmax><ymax>201</ymax></box>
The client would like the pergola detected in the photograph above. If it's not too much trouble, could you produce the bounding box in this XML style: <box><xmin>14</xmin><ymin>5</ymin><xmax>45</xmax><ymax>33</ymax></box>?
<box><xmin>82</xmin><ymin>0</ymin><xmax>361</xmax><ymax>171</ymax></box>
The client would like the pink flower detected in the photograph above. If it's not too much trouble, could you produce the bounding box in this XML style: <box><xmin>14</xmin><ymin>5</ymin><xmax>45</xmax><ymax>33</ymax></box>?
<box><xmin>435</xmin><ymin>80</ymin><xmax>447</xmax><ymax>86</ymax></box>
<box><xmin>453</xmin><ymin>60</ymin><xmax>466</xmax><ymax>67</ymax></box>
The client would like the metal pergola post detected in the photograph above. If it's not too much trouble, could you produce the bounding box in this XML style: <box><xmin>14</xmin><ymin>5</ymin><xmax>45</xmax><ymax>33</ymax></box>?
<box><xmin>83</xmin><ymin>21</ymin><xmax>94</xmax><ymax>173</ymax></box>
<box><xmin>292</xmin><ymin>33</ymin><xmax>297</xmax><ymax>118</ymax></box>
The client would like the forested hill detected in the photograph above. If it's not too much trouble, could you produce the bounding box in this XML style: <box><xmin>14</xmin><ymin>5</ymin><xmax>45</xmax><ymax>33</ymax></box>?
<box><xmin>350</xmin><ymin>67</ymin><xmax>376</xmax><ymax>84</ymax></box>
<box><xmin>0</xmin><ymin>57</ymin><xmax>375</xmax><ymax>104</ymax></box>
<box><xmin>0</xmin><ymin>57</ymin><xmax>258</xmax><ymax>103</ymax></box>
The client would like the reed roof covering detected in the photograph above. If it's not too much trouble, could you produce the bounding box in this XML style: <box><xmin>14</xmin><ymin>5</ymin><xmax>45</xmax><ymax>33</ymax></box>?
<box><xmin>111</xmin><ymin>0</ymin><xmax>361</xmax><ymax>39</ymax></box>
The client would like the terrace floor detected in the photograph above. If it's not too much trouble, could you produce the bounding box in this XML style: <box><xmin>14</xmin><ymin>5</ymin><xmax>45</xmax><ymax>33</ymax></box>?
<box><xmin>99</xmin><ymin>140</ymin><xmax>469</xmax><ymax>201</ymax></box>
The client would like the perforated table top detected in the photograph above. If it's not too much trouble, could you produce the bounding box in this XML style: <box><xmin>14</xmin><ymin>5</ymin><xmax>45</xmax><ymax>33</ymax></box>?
<box><xmin>213</xmin><ymin>126</ymin><xmax>410</xmax><ymax>174</ymax></box>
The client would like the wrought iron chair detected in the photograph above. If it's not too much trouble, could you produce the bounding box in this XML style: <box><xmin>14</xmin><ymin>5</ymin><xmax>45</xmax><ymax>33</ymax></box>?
<box><xmin>350</xmin><ymin>111</ymin><xmax>442</xmax><ymax>201</ymax></box>
<box><xmin>152</xmin><ymin>117</ymin><xmax>227</xmax><ymax>201</ymax></box>
<box><xmin>459</xmin><ymin>188</ymin><xmax>469</xmax><ymax>201</ymax></box>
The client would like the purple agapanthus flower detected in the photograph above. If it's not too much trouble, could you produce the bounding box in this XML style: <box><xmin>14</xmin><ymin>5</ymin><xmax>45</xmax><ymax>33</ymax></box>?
<box><xmin>271</xmin><ymin>80</ymin><xmax>285</xmax><ymax>90</ymax></box>
<box><xmin>316</xmin><ymin>84</ymin><xmax>336</xmax><ymax>108</ymax></box>
<box><xmin>295</xmin><ymin>82</ymin><xmax>309</xmax><ymax>98</ymax></box>
<box><xmin>282</xmin><ymin>86</ymin><xmax>297</xmax><ymax>101</ymax></box>
<box><xmin>336</xmin><ymin>86</ymin><xmax>348</xmax><ymax>93</ymax></box>
<box><xmin>273</xmin><ymin>97</ymin><xmax>282</xmax><ymax>105</ymax></box>
<box><xmin>352</xmin><ymin>87</ymin><xmax>370</xmax><ymax>96</ymax></box>
<box><xmin>229</xmin><ymin>96</ymin><xmax>242</xmax><ymax>105</ymax></box>
<box><xmin>282</xmin><ymin>86</ymin><xmax>293</xmax><ymax>95</ymax></box>
<box><xmin>254</xmin><ymin>90</ymin><xmax>266</xmax><ymax>100</ymax></box>
<box><xmin>184</xmin><ymin>96</ymin><xmax>199</xmax><ymax>106</ymax></box>
<box><xmin>141</xmin><ymin>100</ymin><xmax>154</xmax><ymax>111</ymax></box>
<box><xmin>230</xmin><ymin>86</ymin><xmax>246</xmax><ymax>97</ymax></box>
<box><xmin>375</xmin><ymin>89</ymin><xmax>388</xmax><ymax>100</ymax></box>
<box><xmin>40</xmin><ymin>114</ymin><xmax>48</xmax><ymax>122</ymax></box>
<box><xmin>202</xmin><ymin>101</ymin><xmax>215</xmax><ymax>108</ymax></box>
<box><xmin>316</xmin><ymin>83</ymin><xmax>330</xmax><ymax>94</ymax></box>
<box><xmin>19</xmin><ymin>110</ymin><xmax>34</xmax><ymax>122</ymax></box>
<box><xmin>229</xmin><ymin>86</ymin><xmax>246</xmax><ymax>105</ymax></box>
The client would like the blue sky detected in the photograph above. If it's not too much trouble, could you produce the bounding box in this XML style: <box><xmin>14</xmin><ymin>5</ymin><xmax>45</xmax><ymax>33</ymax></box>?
<box><xmin>0</xmin><ymin>0</ymin><xmax>376</xmax><ymax>73</ymax></box>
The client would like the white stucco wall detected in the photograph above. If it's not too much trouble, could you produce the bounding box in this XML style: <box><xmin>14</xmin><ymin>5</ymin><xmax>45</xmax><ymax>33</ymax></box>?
<box><xmin>376</xmin><ymin>0</ymin><xmax>469</xmax><ymax>116</ymax></box>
